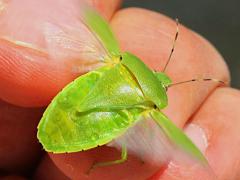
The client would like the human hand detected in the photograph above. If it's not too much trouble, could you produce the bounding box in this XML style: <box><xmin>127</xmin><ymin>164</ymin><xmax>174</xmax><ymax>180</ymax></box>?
<box><xmin>0</xmin><ymin>0</ymin><xmax>239</xmax><ymax>179</ymax></box>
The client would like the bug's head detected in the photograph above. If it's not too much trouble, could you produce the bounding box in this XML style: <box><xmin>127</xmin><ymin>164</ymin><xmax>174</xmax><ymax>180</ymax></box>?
<box><xmin>154</xmin><ymin>72</ymin><xmax>172</xmax><ymax>91</ymax></box>
<box><xmin>108</xmin><ymin>54</ymin><xmax>123</xmax><ymax>65</ymax></box>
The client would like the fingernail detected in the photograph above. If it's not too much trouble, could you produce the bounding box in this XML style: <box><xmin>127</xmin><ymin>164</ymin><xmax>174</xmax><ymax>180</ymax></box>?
<box><xmin>184</xmin><ymin>123</ymin><xmax>208</xmax><ymax>153</ymax></box>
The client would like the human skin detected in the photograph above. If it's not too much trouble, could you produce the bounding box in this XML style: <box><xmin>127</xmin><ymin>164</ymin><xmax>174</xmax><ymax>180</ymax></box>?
<box><xmin>0</xmin><ymin>100</ymin><xmax>44</xmax><ymax>174</ymax></box>
<box><xmin>0</xmin><ymin>0</ymin><xmax>240</xmax><ymax>179</ymax></box>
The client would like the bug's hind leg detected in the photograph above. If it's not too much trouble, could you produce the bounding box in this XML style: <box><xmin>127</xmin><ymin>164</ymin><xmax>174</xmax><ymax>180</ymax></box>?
<box><xmin>87</xmin><ymin>145</ymin><xmax>127</xmax><ymax>174</ymax></box>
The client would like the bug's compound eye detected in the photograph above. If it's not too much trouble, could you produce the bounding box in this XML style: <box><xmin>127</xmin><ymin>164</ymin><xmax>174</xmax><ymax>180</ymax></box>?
<box><xmin>119</xmin><ymin>55</ymin><xmax>123</xmax><ymax>61</ymax></box>
<box><xmin>165</xmin><ymin>86</ymin><xmax>169</xmax><ymax>91</ymax></box>
<box><xmin>153</xmin><ymin>104</ymin><xmax>157</xmax><ymax>109</ymax></box>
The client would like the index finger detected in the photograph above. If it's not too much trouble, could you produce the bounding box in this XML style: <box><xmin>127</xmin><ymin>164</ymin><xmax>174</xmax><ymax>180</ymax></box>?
<box><xmin>0</xmin><ymin>0</ymin><xmax>121</xmax><ymax>107</ymax></box>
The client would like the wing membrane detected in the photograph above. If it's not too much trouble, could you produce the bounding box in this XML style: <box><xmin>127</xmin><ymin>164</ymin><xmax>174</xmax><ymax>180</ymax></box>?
<box><xmin>108</xmin><ymin>110</ymin><xmax>207</xmax><ymax>166</ymax></box>
<box><xmin>150</xmin><ymin>110</ymin><xmax>207</xmax><ymax>164</ymax></box>
<box><xmin>108</xmin><ymin>116</ymin><xmax>172</xmax><ymax>166</ymax></box>
<box><xmin>43</xmin><ymin>0</ymin><xmax>120</xmax><ymax>67</ymax></box>
<box><xmin>43</xmin><ymin>22</ymin><xmax>107</xmax><ymax>67</ymax></box>
<box><xmin>0</xmin><ymin>0</ymin><xmax>120</xmax><ymax>72</ymax></box>
<box><xmin>82</xmin><ymin>5</ymin><xmax>120</xmax><ymax>55</ymax></box>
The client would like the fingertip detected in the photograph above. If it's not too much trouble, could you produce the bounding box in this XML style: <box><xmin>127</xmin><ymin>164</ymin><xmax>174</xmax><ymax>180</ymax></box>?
<box><xmin>195</xmin><ymin>88</ymin><xmax>240</xmax><ymax>179</ymax></box>
<box><xmin>152</xmin><ymin>88</ymin><xmax>240</xmax><ymax>179</ymax></box>
<box><xmin>89</xmin><ymin>0</ymin><xmax>122</xmax><ymax>20</ymax></box>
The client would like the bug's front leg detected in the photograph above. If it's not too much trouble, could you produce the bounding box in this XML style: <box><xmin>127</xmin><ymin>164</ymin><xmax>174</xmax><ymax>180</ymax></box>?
<box><xmin>87</xmin><ymin>145</ymin><xmax>127</xmax><ymax>174</ymax></box>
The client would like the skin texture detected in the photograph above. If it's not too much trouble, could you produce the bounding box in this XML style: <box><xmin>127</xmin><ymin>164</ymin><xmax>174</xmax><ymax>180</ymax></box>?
<box><xmin>0</xmin><ymin>0</ymin><xmax>240</xmax><ymax>179</ymax></box>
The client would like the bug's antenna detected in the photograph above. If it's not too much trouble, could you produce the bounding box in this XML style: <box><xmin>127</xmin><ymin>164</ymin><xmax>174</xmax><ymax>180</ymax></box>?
<box><xmin>168</xmin><ymin>78</ymin><xmax>227</xmax><ymax>88</ymax></box>
<box><xmin>162</xmin><ymin>18</ymin><xmax>179</xmax><ymax>73</ymax></box>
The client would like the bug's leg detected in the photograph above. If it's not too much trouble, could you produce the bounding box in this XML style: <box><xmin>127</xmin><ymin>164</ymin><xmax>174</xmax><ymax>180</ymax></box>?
<box><xmin>87</xmin><ymin>145</ymin><xmax>128</xmax><ymax>174</ymax></box>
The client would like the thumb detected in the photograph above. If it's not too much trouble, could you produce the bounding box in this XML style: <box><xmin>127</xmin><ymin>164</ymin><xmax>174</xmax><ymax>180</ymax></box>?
<box><xmin>0</xmin><ymin>0</ymin><xmax>121</xmax><ymax>107</ymax></box>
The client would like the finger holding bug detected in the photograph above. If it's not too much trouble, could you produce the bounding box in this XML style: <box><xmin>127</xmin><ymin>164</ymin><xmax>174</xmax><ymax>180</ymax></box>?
<box><xmin>0</xmin><ymin>0</ymin><xmax>122</xmax><ymax>107</ymax></box>
<box><xmin>41</xmin><ymin>8</ymin><xmax>230</xmax><ymax>179</ymax></box>
<box><xmin>150</xmin><ymin>88</ymin><xmax>240</xmax><ymax>180</ymax></box>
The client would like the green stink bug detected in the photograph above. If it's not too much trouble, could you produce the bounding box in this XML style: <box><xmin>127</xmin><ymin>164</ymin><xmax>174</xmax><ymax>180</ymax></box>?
<box><xmin>37</xmin><ymin>1</ymin><xmax>210</xmax><ymax>170</ymax></box>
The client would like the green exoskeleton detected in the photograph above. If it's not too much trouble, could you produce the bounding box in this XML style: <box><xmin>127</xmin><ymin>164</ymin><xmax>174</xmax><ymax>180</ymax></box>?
<box><xmin>37</xmin><ymin>1</ymin><xmax>211</xmax><ymax>170</ymax></box>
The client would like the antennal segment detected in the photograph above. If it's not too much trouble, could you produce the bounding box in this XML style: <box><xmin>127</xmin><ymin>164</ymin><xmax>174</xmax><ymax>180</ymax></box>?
<box><xmin>162</xmin><ymin>18</ymin><xmax>179</xmax><ymax>73</ymax></box>
<box><xmin>168</xmin><ymin>78</ymin><xmax>227</xmax><ymax>88</ymax></box>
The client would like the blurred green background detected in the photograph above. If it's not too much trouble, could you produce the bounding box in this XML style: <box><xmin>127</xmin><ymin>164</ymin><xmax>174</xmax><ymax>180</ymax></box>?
<box><xmin>123</xmin><ymin>0</ymin><xmax>240</xmax><ymax>88</ymax></box>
